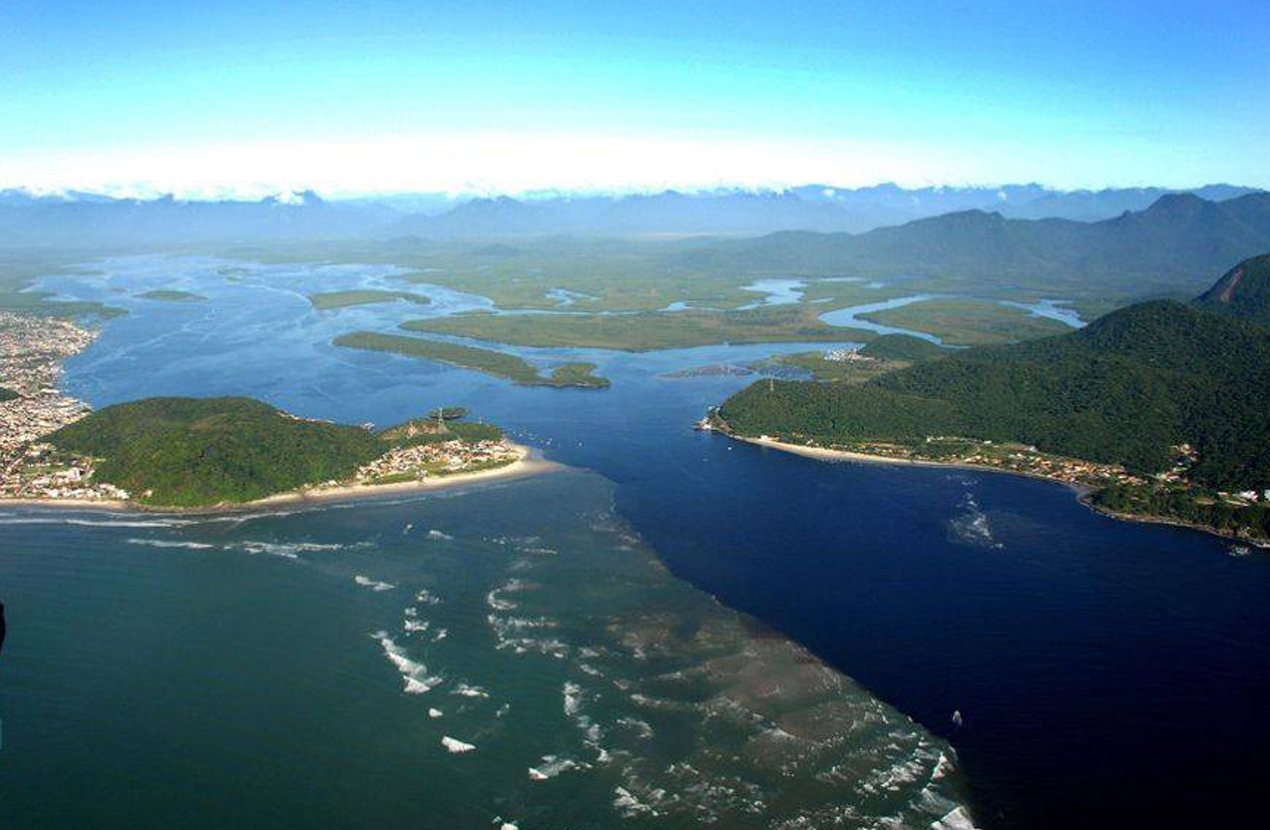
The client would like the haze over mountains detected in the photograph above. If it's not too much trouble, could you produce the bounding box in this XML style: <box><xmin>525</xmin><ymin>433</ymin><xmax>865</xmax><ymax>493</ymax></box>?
<box><xmin>0</xmin><ymin>182</ymin><xmax>1261</xmax><ymax>247</ymax></box>
<box><xmin>681</xmin><ymin>192</ymin><xmax>1270</xmax><ymax>297</ymax></box>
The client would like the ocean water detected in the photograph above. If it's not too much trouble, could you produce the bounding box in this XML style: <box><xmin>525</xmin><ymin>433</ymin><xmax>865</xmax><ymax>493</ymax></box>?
<box><xmin>4</xmin><ymin>254</ymin><xmax>1270</xmax><ymax>828</ymax></box>
<box><xmin>0</xmin><ymin>474</ymin><xmax>971</xmax><ymax>829</ymax></box>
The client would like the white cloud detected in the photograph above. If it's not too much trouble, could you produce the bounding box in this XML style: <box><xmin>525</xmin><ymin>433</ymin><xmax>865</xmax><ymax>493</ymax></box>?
<box><xmin>0</xmin><ymin>132</ymin><xmax>957</xmax><ymax>199</ymax></box>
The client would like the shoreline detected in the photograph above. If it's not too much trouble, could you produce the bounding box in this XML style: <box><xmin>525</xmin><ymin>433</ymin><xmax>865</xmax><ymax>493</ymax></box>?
<box><xmin>0</xmin><ymin>443</ymin><xmax>559</xmax><ymax>515</ymax></box>
<box><xmin>726</xmin><ymin>432</ymin><xmax>1091</xmax><ymax>493</ymax></box>
<box><xmin>724</xmin><ymin>431</ymin><xmax>1267</xmax><ymax>548</ymax></box>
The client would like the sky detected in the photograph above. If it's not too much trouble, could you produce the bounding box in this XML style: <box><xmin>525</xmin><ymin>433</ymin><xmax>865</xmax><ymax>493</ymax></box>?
<box><xmin>1</xmin><ymin>0</ymin><xmax>1267</xmax><ymax>197</ymax></box>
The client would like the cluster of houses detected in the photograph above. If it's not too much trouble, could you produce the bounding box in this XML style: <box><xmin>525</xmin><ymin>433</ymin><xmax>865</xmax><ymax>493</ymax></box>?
<box><xmin>835</xmin><ymin>432</ymin><xmax>1148</xmax><ymax>488</ymax></box>
<box><xmin>0</xmin><ymin>441</ymin><xmax>130</xmax><ymax>501</ymax></box>
<box><xmin>0</xmin><ymin>313</ymin><xmax>119</xmax><ymax>501</ymax></box>
<box><xmin>823</xmin><ymin>347</ymin><xmax>874</xmax><ymax>363</ymax></box>
<box><xmin>353</xmin><ymin>438</ymin><xmax>521</xmax><ymax>484</ymax></box>
<box><xmin>0</xmin><ymin>312</ymin><xmax>96</xmax><ymax>452</ymax></box>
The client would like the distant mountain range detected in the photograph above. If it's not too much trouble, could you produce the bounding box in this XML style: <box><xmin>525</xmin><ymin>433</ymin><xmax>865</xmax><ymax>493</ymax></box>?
<box><xmin>384</xmin><ymin>183</ymin><xmax>1262</xmax><ymax>238</ymax></box>
<box><xmin>0</xmin><ymin>190</ymin><xmax>395</xmax><ymax>247</ymax></box>
<box><xmin>0</xmin><ymin>183</ymin><xmax>1262</xmax><ymax>247</ymax></box>
<box><xmin>680</xmin><ymin>192</ymin><xmax>1270</xmax><ymax>296</ymax></box>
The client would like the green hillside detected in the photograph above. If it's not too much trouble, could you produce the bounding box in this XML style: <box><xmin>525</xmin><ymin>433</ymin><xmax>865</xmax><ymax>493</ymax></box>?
<box><xmin>722</xmin><ymin>301</ymin><xmax>1270</xmax><ymax>485</ymax></box>
<box><xmin>0</xmin><ymin>385</ymin><xmax>18</xmax><ymax>402</ymax></box>
<box><xmin>718</xmin><ymin>301</ymin><xmax>1270</xmax><ymax>538</ymax></box>
<box><xmin>1195</xmin><ymin>253</ymin><xmax>1270</xmax><ymax>327</ymax></box>
<box><xmin>47</xmin><ymin>397</ymin><xmax>511</xmax><ymax>507</ymax></box>
<box><xmin>858</xmin><ymin>333</ymin><xmax>948</xmax><ymax>361</ymax></box>
<box><xmin>48</xmin><ymin>397</ymin><xmax>384</xmax><ymax>506</ymax></box>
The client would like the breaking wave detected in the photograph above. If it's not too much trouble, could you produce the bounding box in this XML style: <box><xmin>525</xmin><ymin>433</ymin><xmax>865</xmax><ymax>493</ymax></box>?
<box><xmin>354</xmin><ymin>574</ymin><xmax>397</xmax><ymax>591</ymax></box>
<box><xmin>372</xmin><ymin>631</ymin><xmax>442</xmax><ymax>694</ymax></box>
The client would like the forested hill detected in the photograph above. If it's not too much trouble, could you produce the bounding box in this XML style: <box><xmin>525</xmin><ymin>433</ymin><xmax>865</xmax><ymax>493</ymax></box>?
<box><xmin>49</xmin><ymin>397</ymin><xmax>384</xmax><ymax>506</ymax></box>
<box><xmin>1195</xmin><ymin>253</ymin><xmax>1270</xmax><ymax>327</ymax></box>
<box><xmin>718</xmin><ymin>300</ymin><xmax>1270</xmax><ymax>491</ymax></box>
<box><xmin>680</xmin><ymin>192</ymin><xmax>1270</xmax><ymax>297</ymax></box>
<box><xmin>47</xmin><ymin>397</ymin><xmax>504</xmax><ymax>507</ymax></box>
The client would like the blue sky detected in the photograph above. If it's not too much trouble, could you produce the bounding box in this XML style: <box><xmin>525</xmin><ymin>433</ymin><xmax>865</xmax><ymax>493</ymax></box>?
<box><xmin>2</xmin><ymin>0</ymin><xmax>1267</xmax><ymax>196</ymax></box>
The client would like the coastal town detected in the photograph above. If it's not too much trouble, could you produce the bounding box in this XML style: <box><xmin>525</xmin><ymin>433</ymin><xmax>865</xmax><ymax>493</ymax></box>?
<box><xmin>351</xmin><ymin>437</ymin><xmax>523</xmax><ymax>485</ymax></box>
<box><xmin>0</xmin><ymin>310</ymin><xmax>525</xmax><ymax>505</ymax></box>
<box><xmin>0</xmin><ymin>309</ymin><xmax>527</xmax><ymax>504</ymax></box>
<box><xmin>0</xmin><ymin>312</ymin><xmax>130</xmax><ymax>501</ymax></box>
<box><xmin>699</xmin><ymin>407</ymin><xmax>1150</xmax><ymax>490</ymax></box>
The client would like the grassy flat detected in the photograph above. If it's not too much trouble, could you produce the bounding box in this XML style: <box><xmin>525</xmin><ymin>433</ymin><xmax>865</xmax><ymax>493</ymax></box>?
<box><xmin>333</xmin><ymin>331</ymin><xmax>609</xmax><ymax>387</ymax></box>
<box><xmin>401</xmin><ymin>306</ymin><xmax>876</xmax><ymax>351</ymax></box>
<box><xmin>859</xmin><ymin>299</ymin><xmax>1072</xmax><ymax>346</ymax></box>
<box><xmin>309</xmin><ymin>289</ymin><xmax>432</xmax><ymax>310</ymax></box>
<box><xmin>138</xmin><ymin>289</ymin><xmax>207</xmax><ymax>302</ymax></box>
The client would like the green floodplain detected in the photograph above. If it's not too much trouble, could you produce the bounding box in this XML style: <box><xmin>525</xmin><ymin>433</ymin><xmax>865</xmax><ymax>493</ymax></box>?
<box><xmin>859</xmin><ymin>298</ymin><xmax>1072</xmax><ymax>346</ymax></box>
<box><xmin>46</xmin><ymin>396</ymin><xmax>506</xmax><ymax>507</ymax></box>
<box><xmin>221</xmin><ymin>236</ymin><xmax>1126</xmax><ymax>348</ymax></box>
<box><xmin>332</xmin><ymin>331</ymin><xmax>610</xmax><ymax>388</ymax></box>
<box><xmin>308</xmin><ymin>289</ymin><xmax>432</xmax><ymax>310</ymax></box>
<box><xmin>402</xmin><ymin>305</ymin><xmax>878</xmax><ymax>351</ymax></box>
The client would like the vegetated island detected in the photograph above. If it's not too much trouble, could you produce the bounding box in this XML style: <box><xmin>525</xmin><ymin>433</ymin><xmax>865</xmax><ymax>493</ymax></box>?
<box><xmin>0</xmin><ymin>396</ymin><xmax>549</xmax><ymax>510</ymax></box>
<box><xmin>308</xmin><ymin>289</ymin><xmax>432</xmax><ymax>310</ymax></box>
<box><xmin>138</xmin><ymin>289</ymin><xmax>207</xmax><ymax>302</ymax></box>
<box><xmin>333</xmin><ymin>330</ymin><xmax>609</xmax><ymax>388</ymax></box>
<box><xmin>399</xmin><ymin>304</ymin><xmax>877</xmax><ymax>351</ymax></box>
<box><xmin>708</xmin><ymin>264</ymin><xmax>1270</xmax><ymax>545</ymax></box>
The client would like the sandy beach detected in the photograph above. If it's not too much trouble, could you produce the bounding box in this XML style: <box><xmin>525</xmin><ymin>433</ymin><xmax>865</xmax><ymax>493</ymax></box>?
<box><xmin>728</xmin><ymin>432</ymin><xmax>1270</xmax><ymax>547</ymax></box>
<box><xmin>0</xmin><ymin>443</ymin><xmax>558</xmax><ymax>514</ymax></box>
<box><xmin>728</xmin><ymin>432</ymin><xmax>1074</xmax><ymax>480</ymax></box>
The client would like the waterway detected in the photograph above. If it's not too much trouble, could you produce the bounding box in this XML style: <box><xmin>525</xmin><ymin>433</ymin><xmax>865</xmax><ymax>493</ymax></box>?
<box><xmin>2</xmin><ymin>254</ymin><xmax>1266</xmax><ymax>830</ymax></box>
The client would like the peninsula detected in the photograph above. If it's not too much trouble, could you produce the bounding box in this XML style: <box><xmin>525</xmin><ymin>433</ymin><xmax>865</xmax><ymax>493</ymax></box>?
<box><xmin>1</xmin><ymin>395</ymin><xmax>544</xmax><ymax>509</ymax></box>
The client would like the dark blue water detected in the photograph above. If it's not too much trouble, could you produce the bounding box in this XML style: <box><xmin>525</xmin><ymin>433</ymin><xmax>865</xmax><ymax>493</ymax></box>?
<box><xmin>17</xmin><ymin>255</ymin><xmax>1270</xmax><ymax>828</ymax></box>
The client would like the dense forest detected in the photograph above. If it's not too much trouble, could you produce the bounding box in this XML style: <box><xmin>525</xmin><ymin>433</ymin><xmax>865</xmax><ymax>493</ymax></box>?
<box><xmin>1195</xmin><ymin>253</ymin><xmax>1270</xmax><ymax>327</ymax></box>
<box><xmin>718</xmin><ymin>299</ymin><xmax>1270</xmax><ymax>538</ymax></box>
<box><xmin>49</xmin><ymin>397</ymin><xmax>502</xmax><ymax>507</ymax></box>
<box><xmin>857</xmin><ymin>333</ymin><xmax>948</xmax><ymax>361</ymax></box>
<box><xmin>722</xmin><ymin>300</ymin><xmax>1270</xmax><ymax>486</ymax></box>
